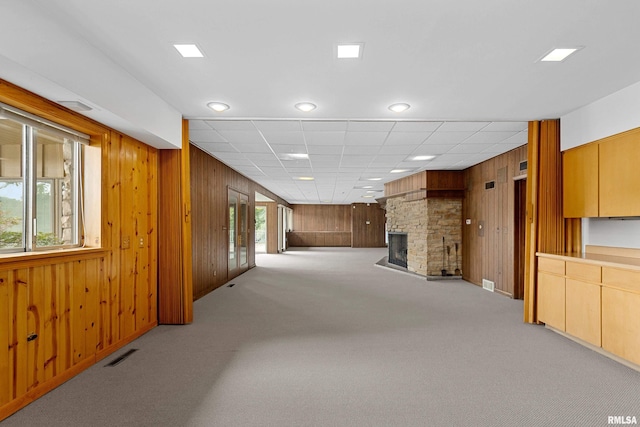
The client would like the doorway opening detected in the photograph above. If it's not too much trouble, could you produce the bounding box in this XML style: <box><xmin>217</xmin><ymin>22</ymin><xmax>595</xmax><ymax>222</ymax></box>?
<box><xmin>255</xmin><ymin>205</ymin><xmax>267</xmax><ymax>253</ymax></box>
<box><xmin>514</xmin><ymin>177</ymin><xmax>527</xmax><ymax>300</ymax></box>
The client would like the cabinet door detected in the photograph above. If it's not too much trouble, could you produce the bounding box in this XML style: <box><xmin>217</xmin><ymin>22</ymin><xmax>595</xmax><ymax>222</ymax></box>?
<box><xmin>537</xmin><ymin>272</ymin><xmax>565</xmax><ymax>331</ymax></box>
<box><xmin>599</xmin><ymin>132</ymin><xmax>640</xmax><ymax>216</ymax></box>
<box><xmin>602</xmin><ymin>287</ymin><xmax>640</xmax><ymax>366</ymax></box>
<box><xmin>563</xmin><ymin>143</ymin><xmax>598</xmax><ymax>218</ymax></box>
<box><xmin>565</xmin><ymin>279</ymin><xmax>601</xmax><ymax>347</ymax></box>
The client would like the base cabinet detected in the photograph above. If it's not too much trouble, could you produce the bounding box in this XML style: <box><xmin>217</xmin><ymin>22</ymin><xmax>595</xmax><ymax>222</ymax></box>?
<box><xmin>537</xmin><ymin>253</ymin><xmax>640</xmax><ymax>369</ymax></box>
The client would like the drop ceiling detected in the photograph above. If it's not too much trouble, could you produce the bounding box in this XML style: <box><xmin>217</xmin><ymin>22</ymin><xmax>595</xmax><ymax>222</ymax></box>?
<box><xmin>1</xmin><ymin>1</ymin><xmax>640</xmax><ymax>203</ymax></box>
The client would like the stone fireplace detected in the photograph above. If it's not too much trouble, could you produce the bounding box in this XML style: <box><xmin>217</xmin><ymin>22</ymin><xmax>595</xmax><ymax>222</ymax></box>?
<box><xmin>385</xmin><ymin>196</ymin><xmax>462</xmax><ymax>277</ymax></box>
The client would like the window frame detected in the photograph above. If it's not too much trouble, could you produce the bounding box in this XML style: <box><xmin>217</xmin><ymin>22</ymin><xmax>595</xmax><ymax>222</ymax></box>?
<box><xmin>0</xmin><ymin>103</ymin><xmax>87</xmax><ymax>253</ymax></box>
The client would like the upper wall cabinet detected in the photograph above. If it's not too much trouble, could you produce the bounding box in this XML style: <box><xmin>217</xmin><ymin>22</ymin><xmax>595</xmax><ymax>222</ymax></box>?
<box><xmin>563</xmin><ymin>143</ymin><xmax>599</xmax><ymax>218</ymax></box>
<box><xmin>563</xmin><ymin>127</ymin><xmax>640</xmax><ymax>218</ymax></box>
<box><xmin>599</xmin><ymin>130</ymin><xmax>640</xmax><ymax>217</ymax></box>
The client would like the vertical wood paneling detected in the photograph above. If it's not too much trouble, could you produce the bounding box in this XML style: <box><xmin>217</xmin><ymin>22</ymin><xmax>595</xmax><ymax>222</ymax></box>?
<box><xmin>351</xmin><ymin>203</ymin><xmax>386</xmax><ymax>248</ymax></box>
<box><xmin>189</xmin><ymin>144</ymin><xmax>290</xmax><ymax>299</ymax></box>
<box><xmin>0</xmin><ymin>271</ymin><xmax>8</xmax><ymax>405</ymax></box>
<box><xmin>462</xmin><ymin>145</ymin><xmax>527</xmax><ymax>295</ymax></box>
<box><xmin>524</xmin><ymin>120</ymin><xmax>565</xmax><ymax>323</ymax></box>
<box><xmin>0</xmin><ymin>79</ymin><xmax>159</xmax><ymax>421</ymax></box>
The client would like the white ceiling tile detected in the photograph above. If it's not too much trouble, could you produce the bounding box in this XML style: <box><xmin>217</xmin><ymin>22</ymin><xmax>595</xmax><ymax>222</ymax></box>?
<box><xmin>261</xmin><ymin>131</ymin><xmax>305</xmax><ymax>145</ymax></box>
<box><xmin>310</xmin><ymin>155</ymin><xmax>342</xmax><ymax>166</ymax></box>
<box><xmin>188</xmin><ymin>120</ymin><xmax>212</xmax><ymax>130</ymax></box>
<box><xmin>377</xmin><ymin>145</ymin><xmax>418</xmax><ymax>155</ymax></box>
<box><xmin>340</xmin><ymin>156</ymin><xmax>375</xmax><ymax>167</ymax></box>
<box><xmin>253</xmin><ymin>120</ymin><xmax>301</xmax><ymax>132</ymax></box>
<box><xmin>304</xmin><ymin>131</ymin><xmax>346</xmax><ymax>145</ymax></box>
<box><xmin>347</xmin><ymin>121</ymin><xmax>395</xmax><ymax>132</ymax></box>
<box><xmin>482</xmin><ymin>122</ymin><xmax>528</xmax><ymax>132</ymax></box>
<box><xmin>193</xmin><ymin>142</ymin><xmax>238</xmax><ymax>153</ymax></box>
<box><xmin>282</xmin><ymin>160</ymin><xmax>311</xmax><ymax>169</ymax></box>
<box><xmin>205</xmin><ymin>120</ymin><xmax>256</xmax><ymax>131</ymax></box>
<box><xmin>424</xmin><ymin>131</ymin><xmax>475</xmax><ymax>145</ymax></box>
<box><xmin>369</xmin><ymin>155</ymin><xmax>406</xmax><ymax>166</ymax></box>
<box><xmin>384</xmin><ymin>132</ymin><xmax>430</xmax><ymax>145</ymax></box>
<box><xmin>189</xmin><ymin>129</ymin><xmax>227</xmax><ymax>143</ymax></box>
<box><xmin>447</xmin><ymin>143</ymin><xmax>497</xmax><ymax>154</ymax></box>
<box><xmin>412</xmin><ymin>144</ymin><xmax>454</xmax><ymax>155</ymax></box>
<box><xmin>307</xmin><ymin>145</ymin><xmax>344</xmax><ymax>155</ymax></box>
<box><xmin>213</xmin><ymin>152</ymin><xmax>247</xmax><ymax>161</ymax></box>
<box><xmin>437</xmin><ymin>122</ymin><xmax>490</xmax><ymax>132</ymax></box>
<box><xmin>231</xmin><ymin>142</ymin><xmax>272</xmax><ymax>153</ymax></box>
<box><xmin>392</xmin><ymin>122</ymin><xmax>442</xmax><ymax>132</ymax></box>
<box><xmin>344</xmin><ymin>132</ymin><xmax>388</xmax><ymax>145</ymax></box>
<box><xmin>244</xmin><ymin>152</ymin><xmax>279</xmax><ymax>162</ymax></box>
<box><xmin>302</xmin><ymin>121</ymin><xmax>348</xmax><ymax>131</ymax></box>
<box><xmin>499</xmin><ymin>131</ymin><xmax>528</xmax><ymax>145</ymax></box>
<box><xmin>218</xmin><ymin>130</ymin><xmax>265</xmax><ymax>144</ymax></box>
<box><xmin>463</xmin><ymin>131</ymin><xmax>519</xmax><ymax>144</ymax></box>
<box><xmin>270</xmin><ymin>144</ymin><xmax>307</xmax><ymax>153</ymax></box>
<box><xmin>343</xmin><ymin>145</ymin><xmax>380</xmax><ymax>155</ymax></box>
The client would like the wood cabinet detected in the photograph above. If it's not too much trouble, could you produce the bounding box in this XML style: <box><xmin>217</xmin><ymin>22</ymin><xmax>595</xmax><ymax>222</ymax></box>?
<box><xmin>563</xmin><ymin>126</ymin><xmax>640</xmax><ymax>218</ymax></box>
<box><xmin>563</xmin><ymin>143</ymin><xmax>598</xmax><ymax>218</ymax></box>
<box><xmin>536</xmin><ymin>247</ymin><xmax>640</xmax><ymax>368</ymax></box>
<box><xmin>599</xmin><ymin>131</ymin><xmax>640</xmax><ymax>217</ymax></box>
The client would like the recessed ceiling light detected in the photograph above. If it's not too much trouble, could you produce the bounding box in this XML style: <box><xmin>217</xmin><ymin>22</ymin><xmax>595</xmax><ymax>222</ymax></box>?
<box><xmin>367</xmin><ymin>178</ymin><xmax>382</xmax><ymax>181</ymax></box>
<box><xmin>297</xmin><ymin>176</ymin><xmax>315</xmax><ymax>181</ymax></box>
<box><xmin>281</xmin><ymin>153</ymin><xmax>309</xmax><ymax>160</ymax></box>
<box><xmin>412</xmin><ymin>155</ymin><xmax>436</xmax><ymax>161</ymax></box>
<box><xmin>366</xmin><ymin>190</ymin><xmax>376</xmax><ymax>193</ymax></box>
<box><xmin>173</xmin><ymin>44</ymin><xmax>204</xmax><ymax>58</ymax></box>
<box><xmin>389</xmin><ymin>103</ymin><xmax>410</xmax><ymax>113</ymax></box>
<box><xmin>295</xmin><ymin>102</ymin><xmax>317</xmax><ymax>112</ymax></box>
<box><xmin>337</xmin><ymin>43</ymin><xmax>364</xmax><ymax>59</ymax></box>
<box><xmin>362</xmin><ymin>195</ymin><xmax>375</xmax><ymax>198</ymax></box>
<box><xmin>362</xmin><ymin>185</ymin><xmax>373</xmax><ymax>189</ymax></box>
<box><xmin>390</xmin><ymin>169</ymin><xmax>410</xmax><ymax>173</ymax></box>
<box><xmin>207</xmin><ymin>102</ymin><xmax>230</xmax><ymax>112</ymax></box>
<box><xmin>539</xmin><ymin>47</ymin><xmax>582</xmax><ymax>62</ymax></box>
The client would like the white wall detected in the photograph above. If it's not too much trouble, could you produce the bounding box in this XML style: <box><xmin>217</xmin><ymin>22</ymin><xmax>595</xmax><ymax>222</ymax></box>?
<box><xmin>583</xmin><ymin>218</ymin><xmax>640</xmax><ymax>250</ymax></box>
<box><xmin>561</xmin><ymin>80</ymin><xmax>640</xmax><ymax>151</ymax></box>
<box><xmin>562</xmin><ymin>80</ymin><xmax>640</xmax><ymax>250</ymax></box>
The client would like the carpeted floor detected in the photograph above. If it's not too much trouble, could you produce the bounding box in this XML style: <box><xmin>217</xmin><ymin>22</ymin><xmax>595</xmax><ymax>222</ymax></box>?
<box><xmin>3</xmin><ymin>247</ymin><xmax>640</xmax><ymax>426</ymax></box>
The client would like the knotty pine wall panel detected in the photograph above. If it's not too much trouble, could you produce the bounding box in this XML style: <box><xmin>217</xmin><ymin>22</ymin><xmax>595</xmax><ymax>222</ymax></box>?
<box><xmin>0</xmin><ymin>79</ymin><xmax>159</xmax><ymax>421</ymax></box>
<box><xmin>291</xmin><ymin>205</ymin><xmax>352</xmax><ymax>231</ymax></box>
<box><xmin>189</xmin><ymin>144</ymin><xmax>289</xmax><ymax>299</ymax></box>
<box><xmin>462</xmin><ymin>145</ymin><xmax>527</xmax><ymax>296</ymax></box>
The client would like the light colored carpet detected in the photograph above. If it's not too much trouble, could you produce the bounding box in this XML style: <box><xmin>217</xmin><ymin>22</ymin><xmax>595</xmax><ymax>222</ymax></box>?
<box><xmin>3</xmin><ymin>247</ymin><xmax>640</xmax><ymax>426</ymax></box>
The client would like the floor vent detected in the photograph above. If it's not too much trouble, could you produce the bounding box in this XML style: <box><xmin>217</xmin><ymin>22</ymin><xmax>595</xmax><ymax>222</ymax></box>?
<box><xmin>482</xmin><ymin>279</ymin><xmax>495</xmax><ymax>292</ymax></box>
<box><xmin>228</xmin><ymin>283</ymin><xmax>235</xmax><ymax>288</ymax></box>
<box><xmin>105</xmin><ymin>349</ymin><xmax>138</xmax><ymax>367</ymax></box>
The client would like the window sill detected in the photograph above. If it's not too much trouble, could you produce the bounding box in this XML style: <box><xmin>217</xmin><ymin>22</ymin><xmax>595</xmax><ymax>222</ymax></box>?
<box><xmin>0</xmin><ymin>246</ymin><xmax>108</xmax><ymax>269</ymax></box>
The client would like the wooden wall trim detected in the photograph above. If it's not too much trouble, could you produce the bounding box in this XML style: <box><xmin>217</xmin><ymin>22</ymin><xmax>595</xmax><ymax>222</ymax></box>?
<box><xmin>180</xmin><ymin>120</ymin><xmax>194</xmax><ymax>323</ymax></box>
<box><xmin>524</xmin><ymin>121</ymin><xmax>541</xmax><ymax>323</ymax></box>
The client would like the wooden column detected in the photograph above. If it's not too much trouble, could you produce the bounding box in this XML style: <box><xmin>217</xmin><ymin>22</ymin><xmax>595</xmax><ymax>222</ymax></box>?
<box><xmin>523</xmin><ymin>120</ymin><xmax>565</xmax><ymax>323</ymax></box>
<box><xmin>158</xmin><ymin>119</ymin><xmax>193</xmax><ymax>324</ymax></box>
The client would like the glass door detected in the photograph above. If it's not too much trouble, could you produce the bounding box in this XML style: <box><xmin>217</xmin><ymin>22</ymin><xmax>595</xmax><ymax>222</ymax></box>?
<box><xmin>228</xmin><ymin>188</ymin><xmax>249</xmax><ymax>276</ymax></box>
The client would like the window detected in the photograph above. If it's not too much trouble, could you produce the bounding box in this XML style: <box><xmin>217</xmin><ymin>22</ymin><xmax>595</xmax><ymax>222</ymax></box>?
<box><xmin>0</xmin><ymin>103</ymin><xmax>87</xmax><ymax>252</ymax></box>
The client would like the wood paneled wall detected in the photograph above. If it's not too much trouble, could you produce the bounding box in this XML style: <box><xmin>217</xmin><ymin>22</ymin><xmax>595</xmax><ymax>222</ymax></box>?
<box><xmin>289</xmin><ymin>203</ymin><xmax>386</xmax><ymax>248</ymax></box>
<box><xmin>351</xmin><ymin>203</ymin><xmax>386</xmax><ymax>248</ymax></box>
<box><xmin>462</xmin><ymin>145</ymin><xmax>527</xmax><ymax>296</ymax></box>
<box><xmin>0</xmin><ymin>79</ymin><xmax>159</xmax><ymax>420</ymax></box>
<box><xmin>291</xmin><ymin>204</ymin><xmax>352</xmax><ymax>231</ymax></box>
<box><xmin>384</xmin><ymin>172</ymin><xmax>427</xmax><ymax>196</ymax></box>
<box><xmin>189</xmin><ymin>144</ymin><xmax>289</xmax><ymax>299</ymax></box>
<box><xmin>158</xmin><ymin>120</ymin><xmax>193</xmax><ymax>325</ymax></box>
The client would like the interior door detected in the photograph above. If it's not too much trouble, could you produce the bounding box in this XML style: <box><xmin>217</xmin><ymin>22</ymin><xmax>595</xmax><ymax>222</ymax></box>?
<box><xmin>228</xmin><ymin>188</ymin><xmax>249</xmax><ymax>277</ymax></box>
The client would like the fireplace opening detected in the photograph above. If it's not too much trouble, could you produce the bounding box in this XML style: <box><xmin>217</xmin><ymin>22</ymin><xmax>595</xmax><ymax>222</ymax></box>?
<box><xmin>388</xmin><ymin>232</ymin><xmax>408</xmax><ymax>268</ymax></box>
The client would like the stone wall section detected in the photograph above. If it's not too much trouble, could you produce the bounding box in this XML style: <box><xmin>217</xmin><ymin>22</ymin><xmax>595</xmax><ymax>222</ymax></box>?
<box><xmin>386</xmin><ymin>196</ymin><xmax>462</xmax><ymax>277</ymax></box>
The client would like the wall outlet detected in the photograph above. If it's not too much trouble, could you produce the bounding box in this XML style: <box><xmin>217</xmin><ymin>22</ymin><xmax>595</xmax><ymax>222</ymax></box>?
<box><xmin>138</xmin><ymin>237</ymin><xmax>144</xmax><ymax>248</ymax></box>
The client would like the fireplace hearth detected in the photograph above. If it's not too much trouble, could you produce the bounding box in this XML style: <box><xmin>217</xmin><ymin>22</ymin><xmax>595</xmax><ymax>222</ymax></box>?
<box><xmin>388</xmin><ymin>232</ymin><xmax>408</xmax><ymax>268</ymax></box>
